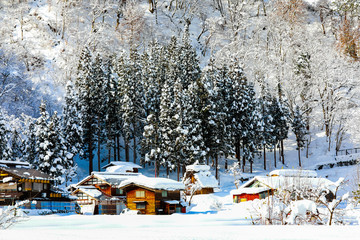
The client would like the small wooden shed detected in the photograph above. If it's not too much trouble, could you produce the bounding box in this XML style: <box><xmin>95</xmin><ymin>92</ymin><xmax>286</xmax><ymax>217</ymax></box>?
<box><xmin>183</xmin><ymin>164</ymin><xmax>218</xmax><ymax>195</ymax></box>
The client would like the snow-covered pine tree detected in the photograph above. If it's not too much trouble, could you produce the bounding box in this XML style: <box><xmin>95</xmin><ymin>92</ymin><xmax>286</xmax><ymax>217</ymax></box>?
<box><xmin>62</xmin><ymin>82</ymin><xmax>82</xmax><ymax>163</ymax></box>
<box><xmin>178</xmin><ymin>20</ymin><xmax>201</xmax><ymax>90</ymax></box>
<box><xmin>227</xmin><ymin>59</ymin><xmax>247</xmax><ymax>169</ymax></box>
<box><xmin>142</xmin><ymin>41</ymin><xmax>166</xmax><ymax>169</ymax></box>
<box><xmin>0</xmin><ymin>112</ymin><xmax>11</xmax><ymax>161</ymax></box>
<box><xmin>241</xmin><ymin>83</ymin><xmax>261</xmax><ymax>173</ymax></box>
<box><xmin>270</xmin><ymin>97</ymin><xmax>289</xmax><ymax>167</ymax></box>
<box><xmin>33</xmin><ymin>101</ymin><xmax>50</xmax><ymax>171</ymax></box>
<box><xmin>159</xmin><ymin>76</ymin><xmax>176</xmax><ymax>177</ymax></box>
<box><xmin>91</xmin><ymin>54</ymin><xmax>107</xmax><ymax>170</ymax></box>
<box><xmin>22</xmin><ymin>115</ymin><xmax>37</xmax><ymax>165</ymax></box>
<box><xmin>182</xmin><ymin>79</ymin><xmax>208</xmax><ymax>166</ymax></box>
<box><xmin>75</xmin><ymin>47</ymin><xmax>97</xmax><ymax>174</ymax></box>
<box><xmin>292</xmin><ymin>105</ymin><xmax>307</xmax><ymax>167</ymax></box>
<box><xmin>103</xmin><ymin>56</ymin><xmax>119</xmax><ymax>164</ymax></box>
<box><xmin>257</xmin><ymin>83</ymin><xmax>276</xmax><ymax>170</ymax></box>
<box><xmin>8</xmin><ymin>128</ymin><xmax>23</xmax><ymax>162</ymax></box>
<box><xmin>119</xmin><ymin>48</ymin><xmax>145</xmax><ymax>164</ymax></box>
<box><xmin>35</xmin><ymin>103</ymin><xmax>70</xmax><ymax>184</ymax></box>
<box><xmin>203</xmin><ymin>59</ymin><xmax>232</xmax><ymax>179</ymax></box>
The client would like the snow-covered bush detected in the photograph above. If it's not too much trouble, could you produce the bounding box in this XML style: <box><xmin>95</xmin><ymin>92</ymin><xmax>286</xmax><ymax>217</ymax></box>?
<box><xmin>284</xmin><ymin>200</ymin><xmax>321</xmax><ymax>225</ymax></box>
<box><xmin>0</xmin><ymin>200</ymin><xmax>29</xmax><ymax>229</ymax></box>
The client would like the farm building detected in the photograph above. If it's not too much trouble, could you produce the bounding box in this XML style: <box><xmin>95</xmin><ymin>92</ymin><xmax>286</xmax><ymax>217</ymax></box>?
<box><xmin>119</xmin><ymin>176</ymin><xmax>186</xmax><ymax>215</ymax></box>
<box><xmin>71</xmin><ymin>169</ymin><xmax>140</xmax><ymax>215</ymax></box>
<box><xmin>183</xmin><ymin>164</ymin><xmax>218</xmax><ymax>195</ymax></box>
<box><xmin>231</xmin><ymin>169</ymin><xmax>336</xmax><ymax>203</ymax></box>
<box><xmin>0</xmin><ymin>167</ymin><xmax>74</xmax><ymax>212</ymax></box>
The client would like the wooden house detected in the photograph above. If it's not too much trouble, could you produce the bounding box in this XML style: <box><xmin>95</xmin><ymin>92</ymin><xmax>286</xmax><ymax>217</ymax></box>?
<box><xmin>183</xmin><ymin>164</ymin><xmax>218</xmax><ymax>195</ymax></box>
<box><xmin>0</xmin><ymin>167</ymin><xmax>74</xmax><ymax>211</ymax></box>
<box><xmin>119</xmin><ymin>176</ymin><xmax>186</xmax><ymax>215</ymax></box>
<box><xmin>231</xmin><ymin>169</ymin><xmax>335</xmax><ymax>203</ymax></box>
<box><xmin>72</xmin><ymin>171</ymin><xmax>139</xmax><ymax>215</ymax></box>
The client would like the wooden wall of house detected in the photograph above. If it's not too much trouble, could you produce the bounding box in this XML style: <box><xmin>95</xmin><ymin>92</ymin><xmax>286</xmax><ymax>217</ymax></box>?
<box><xmin>195</xmin><ymin>188</ymin><xmax>214</xmax><ymax>195</ymax></box>
<box><xmin>127</xmin><ymin>187</ymin><xmax>156</xmax><ymax>215</ymax></box>
<box><xmin>95</xmin><ymin>184</ymin><xmax>112</xmax><ymax>196</ymax></box>
<box><xmin>154</xmin><ymin>190</ymin><xmax>181</xmax><ymax>214</ymax></box>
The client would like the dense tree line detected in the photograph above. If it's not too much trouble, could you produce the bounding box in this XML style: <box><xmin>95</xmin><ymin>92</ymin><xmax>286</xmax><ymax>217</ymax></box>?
<box><xmin>59</xmin><ymin>25</ymin><xmax>302</xmax><ymax>179</ymax></box>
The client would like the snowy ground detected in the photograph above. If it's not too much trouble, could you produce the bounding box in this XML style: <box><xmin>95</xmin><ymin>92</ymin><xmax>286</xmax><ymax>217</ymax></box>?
<box><xmin>2</xmin><ymin>212</ymin><xmax>360</xmax><ymax>240</ymax></box>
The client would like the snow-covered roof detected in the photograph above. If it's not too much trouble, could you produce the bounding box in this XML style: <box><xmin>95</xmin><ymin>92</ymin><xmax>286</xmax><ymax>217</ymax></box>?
<box><xmin>269</xmin><ymin>169</ymin><xmax>317</xmax><ymax>178</ymax></box>
<box><xmin>184</xmin><ymin>164</ymin><xmax>218</xmax><ymax>188</ymax></box>
<box><xmin>94</xmin><ymin>172</ymin><xmax>140</xmax><ymax>186</ymax></box>
<box><xmin>78</xmin><ymin>186</ymin><xmax>103</xmax><ymax>199</ymax></box>
<box><xmin>119</xmin><ymin>176</ymin><xmax>185</xmax><ymax>191</ymax></box>
<box><xmin>192</xmin><ymin>171</ymin><xmax>219</xmax><ymax>188</ymax></box>
<box><xmin>102</xmin><ymin>161</ymin><xmax>142</xmax><ymax>170</ymax></box>
<box><xmin>186</xmin><ymin>164</ymin><xmax>210</xmax><ymax>172</ymax></box>
<box><xmin>233</xmin><ymin>174</ymin><xmax>337</xmax><ymax>195</ymax></box>
<box><xmin>1</xmin><ymin>168</ymin><xmax>53</xmax><ymax>181</ymax></box>
<box><xmin>0</xmin><ymin>160</ymin><xmax>30</xmax><ymax>168</ymax></box>
<box><xmin>75</xmin><ymin>172</ymin><xmax>140</xmax><ymax>187</ymax></box>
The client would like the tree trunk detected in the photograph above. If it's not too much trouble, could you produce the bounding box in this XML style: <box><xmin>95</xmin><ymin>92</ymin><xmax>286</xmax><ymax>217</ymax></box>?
<box><xmin>215</xmin><ymin>155</ymin><xmax>219</xmax><ymax>179</ymax></box>
<box><xmin>108</xmin><ymin>144</ymin><xmax>111</xmax><ymax>164</ymax></box>
<box><xmin>298</xmin><ymin>148</ymin><xmax>302</xmax><ymax>167</ymax></box>
<box><xmin>113</xmin><ymin>136</ymin><xmax>117</xmax><ymax>162</ymax></box>
<box><xmin>117</xmin><ymin>135</ymin><xmax>121</xmax><ymax>161</ymax></box>
<box><xmin>97</xmin><ymin>135</ymin><xmax>101</xmax><ymax>171</ymax></box>
<box><xmin>235</xmin><ymin>138</ymin><xmax>241</xmax><ymax>164</ymax></box>
<box><xmin>263</xmin><ymin>146</ymin><xmax>266</xmax><ymax>170</ymax></box>
<box><xmin>250</xmin><ymin>161</ymin><xmax>253</xmax><ymax>173</ymax></box>
<box><xmin>177</xmin><ymin>161</ymin><xmax>180</xmax><ymax>181</ymax></box>
<box><xmin>133</xmin><ymin>134</ymin><xmax>137</xmax><ymax>164</ymax></box>
<box><xmin>89</xmin><ymin>140</ymin><xmax>93</xmax><ymax>175</ymax></box>
<box><xmin>281</xmin><ymin>140</ymin><xmax>285</xmax><ymax>165</ymax></box>
<box><xmin>125</xmin><ymin>138</ymin><xmax>129</xmax><ymax>162</ymax></box>
<box><xmin>274</xmin><ymin>144</ymin><xmax>277</xmax><ymax>169</ymax></box>
<box><xmin>242</xmin><ymin>146</ymin><xmax>245</xmax><ymax>173</ymax></box>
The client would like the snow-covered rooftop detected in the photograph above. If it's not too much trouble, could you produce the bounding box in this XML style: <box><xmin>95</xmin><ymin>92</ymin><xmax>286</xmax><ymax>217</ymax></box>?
<box><xmin>0</xmin><ymin>160</ymin><xmax>30</xmax><ymax>168</ymax></box>
<box><xmin>184</xmin><ymin>164</ymin><xmax>218</xmax><ymax>188</ymax></box>
<box><xmin>94</xmin><ymin>172</ymin><xmax>140</xmax><ymax>186</ymax></box>
<box><xmin>192</xmin><ymin>171</ymin><xmax>219</xmax><ymax>188</ymax></box>
<box><xmin>186</xmin><ymin>164</ymin><xmax>210</xmax><ymax>172</ymax></box>
<box><xmin>102</xmin><ymin>161</ymin><xmax>142</xmax><ymax>170</ymax></box>
<box><xmin>78</xmin><ymin>186</ymin><xmax>103</xmax><ymax>199</ymax></box>
<box><xmin>119</xmin><ymin>176</ymin><xmax>185</xmax><ymax>191</ymax></box>
<box><xmin>269</xmin><ymin>169</ymin><xmax>317</xmax><ymax>178</ymax></box>
<box><xmin>232</xmin><ymin>174</ymin><xmax>337</xmax><ymax>195</ymax></box>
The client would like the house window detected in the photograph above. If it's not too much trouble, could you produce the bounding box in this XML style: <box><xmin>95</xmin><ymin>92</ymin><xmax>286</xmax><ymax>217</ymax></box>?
<box><xmin>136</xmin><ymin>202</ymin><xmax>146</xmax><ymax>209</ymax></box>
<box><xmin>33</xmin><ymin>182</ymin><xmax>43</xmax><ymax>192</ymax></box>
<box><xmin>136</xmin><ymin>190</ymin><xmax>145</xmax><ymax>198</ymax></box>
<box><xmin>115</xmin><ymin>189</ymin><xmax>123</xmax><ymax>195</ymax></box>
<box><xmin>162</xmin><ymin>191</ymin><xmax>168</xmax><ymax>197</ymax></box>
